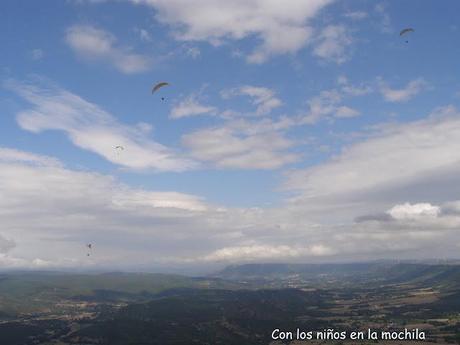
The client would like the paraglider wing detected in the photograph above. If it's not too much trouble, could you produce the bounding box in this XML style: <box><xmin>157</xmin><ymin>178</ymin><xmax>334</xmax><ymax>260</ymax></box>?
<box><xmin>114</xmin><ymin>146</ymin><xmax>124</xmax><ymax>156</ymax></box>
<box><xmin>152</xmin><ymin>82</ymin><xmax>169</xmax><ymax>94</ymax></box>
<box><xmin>399</xmin><ymin>28</ymin><xmax>414</xmax><ymax>36</ymax></box>
<box><xmin>86</xmin><ymin>243</ymin><xmax>92</xmax><ymax>256</ymax></box>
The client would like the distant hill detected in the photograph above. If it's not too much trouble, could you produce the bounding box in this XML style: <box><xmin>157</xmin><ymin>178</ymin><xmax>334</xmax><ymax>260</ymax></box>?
<box><xmin>214</xmin><ymin>262</ymin><xmax>384</xmax><ymax>278</ymax></box>
<box><xmin>0</xmin><ymin>264</ymin><xmax>458</xmax><ymax>344</ymax></box>
<box><xmin>0</xmin><ymin>262</ymin><xmax>458</xmax><ymax>317</ymax></box>
<box><xmin>0</xmin><ymin>271</ymin><xmax>239</xmax><ymax>315</ymax></box>
<box><xmin>376</xmin><ymin>263</ymin><xmax>460</xmax><ymax>289</ymax></box>
<box><xmin>214</xmin><ymin>262</ymin><xmax>460</xmax><ymax>290</ymax></box>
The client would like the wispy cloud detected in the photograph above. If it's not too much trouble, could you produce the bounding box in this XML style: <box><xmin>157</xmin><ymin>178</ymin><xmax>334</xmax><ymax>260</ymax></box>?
<box><xmin>129</xmin><ymin>0</ymin><xmax>334</xmax><ymax>63</ymax></box>
<box><xmin>134</xmin><ymin>27</ymin><xmax>152</xmax><ymax>42</ymax></box>
<box><xmin>379</xmin><ymin>78</ymin><xmax>427</xmax><ymax>102</ymax></box>
<box><xmin>287</xmin><ymin>105</ymin><xmax>460</xmax><ymax>199</ymax></box>
<box><xmin>0</xmin><ymin>148</ymin><xmax>210</xmax><ymax>268</ymax></box>
<box><xmin>65</xmin><ymin>25</ymin><xmax>151</xmax><ymax>73</ymax></box>
<box><xmin>0</xmin><ymin>235</ymin><xmax>15</xmax><ymax>254</ymax></box>
<box><xmin>6</xmin><ymin>79</ymin><xmax>195</xmax><ymax>172</ymax></box>
<box><xmin>0</xmin><ymin>147</ymin><xmax>62</xmax><ymax>167</ymax></box>
<box><xmin>374</xmin><ymin>3</ymin><xmax>393</xmax><ymax>34</ymax></box>
<box><xmin>1</xmin><ymin>145</ymin><xmax>459</xmax><ymax>267</ymax></box>
<box><xmin>337</xmin><ymin>76</ymin><xmax>373</xmax><ymax>96</ymax></box>
<box><xmin>186</xmin><ymin>46</ymin><xmax>201</xmax><ymax>59</ymax></box>
<box><xmin>335</xmin><ymin>106</ymin><xmax>360</xmax><ymax>118</ymax></box>
<box><xmin>344</xmin><ymin>11</ymin><xmax>368</xmax><ymax>21</ymax></box>
<box><xmin>313</xmin><ymin>25</ymin><xmax>353</xmax><ymax>64</ymax></box>
<box><xmin>202</xmin><ymin>244</ymin><xmax>335</xmax><ymax>262</ymax></box>
<box><xmin>31</xmin><ymin>48</ymin><xmax>44</xmax><ymax>61</ymax></box>
<box><xmin>221</xmin><ymin>85</ymin><xmax>282</xmax><ymax>116</ymax></box>
<box><xmin>170</xmin><ymin>94</ymin><xmax>216</xmax><ymax>119</ymax></box>
<box><xmin>302</xmin><ymin>86</ymin><xmax>362</xmax><ymax>124</ymax></box>
<box><xmin>182</xmin><ymin>122</ymin><xmax>298</xmax><ymax>169</ymax></box>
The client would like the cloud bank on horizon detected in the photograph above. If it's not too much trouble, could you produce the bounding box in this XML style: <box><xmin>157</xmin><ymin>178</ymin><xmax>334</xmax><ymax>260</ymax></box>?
<box><xmin>1</xmin><ymin>0</ymin><xmax>460</xmax><ymax>271</ymax></box>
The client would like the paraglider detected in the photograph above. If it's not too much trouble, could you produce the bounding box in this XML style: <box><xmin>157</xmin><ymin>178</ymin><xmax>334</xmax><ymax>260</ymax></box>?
<box><xmin>115</xmin><ymin>145</ymin><xmax>124</xmax><ymax>155</ymax></box>
<box><xmin>400</xmin><ymin>28</ymin><xmax>414</xmax><ymax>43</ymax></box>
<box><xmin>152</xmin><ymin>82</ymin><xmax>169</xmax><ymax>93</ymax></box>
<box><xmin>86</xmin><ymin>243</ymin><xmax>92</xmax><ymax>257</ymax></box>
<box><xmin>152</xmin><ymin>82</ymin><xmax>169</xmax><ymax>101</ymax></box>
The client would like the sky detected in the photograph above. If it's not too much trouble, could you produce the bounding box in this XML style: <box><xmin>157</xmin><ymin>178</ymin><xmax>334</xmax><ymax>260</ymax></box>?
<box><xmin>1</xmin><ymin>0</ymin><xmax>460</xmax><ymax>273</ymax></box>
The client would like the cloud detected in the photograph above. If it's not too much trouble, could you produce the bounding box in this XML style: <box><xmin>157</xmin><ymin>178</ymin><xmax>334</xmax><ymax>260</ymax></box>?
<box><xmin>170</xmin><ymin>94</ymin><xmax>217</xmax><ymax>119</ymax></box>
<box><xmin>302</xmin><ymin>89</ymin><xmax>361</xmax><ymax>124</ymax></box>
<box><xmin>31</xmin><ymin>49</ymin><xmax>44</xmax><ymax>60</ymax></box>
<box><xmin>186</xmin><ymin>46</ymin><xmax>201</xmax><ymax>59</ymax></box>
<box><xmin>0</xmin><ymin>235</ymin><xmax>15</xmax><ymax>254</ymax></box>
<box><xmin>129</xmin><ymin>0</ymin><xmax>334</xmax><ymax>63</ymax></box>
<box><xmin>6</xmin><ymin>79</ymin><xmax>195</xmax><ymax>172</ymax></box>
<box><xmin>182</xmin><ymin>123</ymin><xmax>298</xmax><ymax>169</ymax></box>
<box><xmin>112</xmin><ymin>190</ymin><xmax>207</xmax><ymax>212</ymax></box>
<box><xmin>374</xmin><ymin>3</ymin><xmax>392</xmax><ymax>34</ymax></box>
<box><xmin>355</xmin><ymin>200</ymin><xmax>460</xmax><ymax>242</ymax></box>
<box><xmin>0</xmin><ymin>148</ymin><xmax>321</xmax><ymax>267</ymax></box>
<box><xmin>387</xmin><ymin>202</ymin><xmax>440</xmax><ymax>221</ymax></box>
<box><xmin>335</xmin><ymin>105</ymin><xmax>360</xmax><ymax>118</ymax></box>
<box><xmin>379</xmin><ymin>78</ymin><xmax>427</xmax><ymax>102</ymax></box>
<box><xmin>202</xmin><ymin>244</ymin><xmax>335</xmax><ymax>262</ymax></box>
<box><xmin>65</xmin><ymin>25</ymin><xmax>151</xmax><ymax>74</ymax></box>
<box><xmin>0</xmin><ymin>148</ymin><xmax>213</xmax><ymax>268</ymax></box>
<box><xmin>0</xmin><ymin>147</ymin><xmax>62</xmax><ymax>167</ymax></box>
<box><xmin>136</xmin><ymin>28</ymin><xmax>152</xmax><ymax>42</ymax></box>
<box><xmin>337</xmin><ymin>76</ymin><xmax>373</xmax><ymax>96</ymax></box>
<box><xmin>221</xmin><ymin>85</ymin><xmax>282</xmax><ymax>116</ymax></box>
<box><xmin>344</xmin><ymin>11</ymin><xmax>368</xmax><ymax>20</ymax></box>
<box><xmin>1</xmin><ymin>146</ymin><xmax>459</xmax><ymax>269</ymax></box>
<box><xmin>313</xmin><ymin>25</ymin><xmax>352</xmax><ymax>64</ymax></box>
<box><xmin>285</xmin><ymin>107</ymin><xmax>460</xmax><ymax>221</ymax></box>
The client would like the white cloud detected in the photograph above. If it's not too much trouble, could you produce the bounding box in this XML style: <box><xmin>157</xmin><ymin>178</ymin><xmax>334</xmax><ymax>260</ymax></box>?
<box><xmin>65</xmin><ymin>25</ymin><xmax>151</xmax><ymax>74</ymax></box>
<box><xmin>344</xmin><ymin>11</ymin><xmax>368</xmax><ymax>20</ymax></box>
<box><xmin>0</xmin><ymin>148</ymin><xmax>328</xmax><ymax>267</ymax></box>
<box><xmin>387</xmin><ymin>202</ymin><xmax>441</xmax><ymax>220</ymax></box>
<box><xmin>72</xmin><ymin>0</ymin><xmax>109</xmax><ymax>3</ymax></box>
<box><xmin>313</xmin><ymin>25</ymin><xmax>352</xmax><ymax>64</ymax></box>
<box><xmin>356</xmin><ymin>200</ymin><xmax>460</xmax><ymax>241</ymax></box>
<box><xmin>221</xmin><ymin>85</ymin><xmax>282</xmax><ymax>116</ymax></box>
<box><xmin>31</xmin><ymin>49</ymin><xmax>44</xmax><ymax>60</ymax></box>
<box><xmin>286</xmin><ymin>105</ymin><xmax>460</xmax><ymax>203</ymax></box>
<box><xmin>202</xmin><ymin>243</ymin><xmax>335</xmax><ymax>262</ymax></box>
<box><xmin>0</xmin><ymin>148</ymin><xmax>213</xmax><ymax>268</ymax></box>
<box><xmin>170</xmin><ymin>94</ymin><xmax>216</xmax><ymax>119</ymax></box>
<box><xmin>337</xmin><ymin>76</ymin><xmax>373</xmax><ymax>96</ymax></box>
<box><xmin>1</xmin><ymin>146</ymin><xmax>459</xmax><ymax>268</ymax></box>
<box><xmin>186</xmin><ymin>46</ymin><xmax>201</xmax><ymax>59</ymax></box>
<box><xmin>137</xmin><ymin>28</ymin><xmax>152</xmax><ymax>42</ymax></box>
<box><xmin>0</xmin><ymin>147</ymin><xmax>62</xmax><ymax>167</ymax></box>
<box><xmin>0</xmin><ymin>235</ymin><xmax>15</xmax><ymax>254</ymax></box>
<box><xmin>182</xmin><ymin>124</ymin><xmax>298</xmax><ymax>169</ymax></box>
<box><xmin>6</xmin><ymin>79</ymin><xmax>195</xmax><ymax>172</ymax></box>
<box><xmin>302</xmin><ymin>89</ymin><xmax>361</xmax><ymax>123</ymax></box>
<box><xmin>303</xmin><ymin>90</ymin><xmax>341</xmax><ymax>123</ymax></box>
<box><xmin>379</xmin><ymin>78</ymin><xmax>427</xmax><ymax>103</ymax></box>
<box><xmin>129</xmin><ymin>0</ymin><xmax>334</xmax><ymax>63</ymax></box>
<box><xmin>335</xmin><ymin>105</ymin><xmax>360</xmax><ymax>118</ymax></box>
<box><xmin>113</xmin><ymin>190</ymin><xmax>207</xmax><ymax>211</ymax></box>
<box><xmin>375</xmin><ymin>3</ymin><xmax>392</xmax><ymax>34</ymax></box>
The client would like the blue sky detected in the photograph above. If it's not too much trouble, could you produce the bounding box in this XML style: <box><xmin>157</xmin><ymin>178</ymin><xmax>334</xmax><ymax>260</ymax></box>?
<box><xmin>1</xmin><ymin>0</ymin><xmax>460</xmax><ymax>271</ymax></box>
